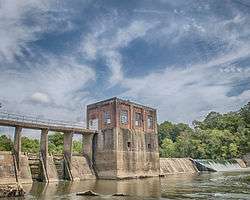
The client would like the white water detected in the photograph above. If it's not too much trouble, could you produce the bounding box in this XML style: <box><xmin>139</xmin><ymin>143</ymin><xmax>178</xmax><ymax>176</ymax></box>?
<box><xmin>195</xmin><ymin>159</ymin><xmax>242</xmax><ymax>172</ymax></box>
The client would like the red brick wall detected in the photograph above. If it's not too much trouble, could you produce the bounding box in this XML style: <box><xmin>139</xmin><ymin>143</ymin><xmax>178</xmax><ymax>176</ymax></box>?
<box><xmin>87</xmin><ymin>99</ymin><xmax>157</xmax><ymax>133</ymax></box>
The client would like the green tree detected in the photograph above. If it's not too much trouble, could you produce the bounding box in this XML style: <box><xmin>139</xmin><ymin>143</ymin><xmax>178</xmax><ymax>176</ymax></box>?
<box><xmin>48</xmin><ymin>132</ymin><xmax>64</xmax><ymax>154</ymax></box>
<box><xmin>73</xmin><ymin>140</ymin><xmax>82</xmax><ymax>154</ymax></box>
<box><xmin>160</xmin><ymin>138</ymin><xmax>176</xmax><ymax>157</ymax></box>
<box><xmin>0</xmin><ymin>135</ymin><xmax>13</xmax><ymax>151</ymax></box>
<box><xmin>21</xmin><ymin>137</ymin><xmax>39</xmax><ymax>153</ymax></box>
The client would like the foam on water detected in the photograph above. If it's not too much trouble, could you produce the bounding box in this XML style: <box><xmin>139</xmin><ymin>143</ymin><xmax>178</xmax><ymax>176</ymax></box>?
<box><xmin>194</xmin><ymin>159</ymin><xmax>242</xmax><ymax>172</ymax></box>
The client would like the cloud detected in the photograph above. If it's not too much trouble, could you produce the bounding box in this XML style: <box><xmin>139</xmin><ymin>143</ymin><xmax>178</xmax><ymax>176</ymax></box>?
<box><xmin>120</xmin><ymin>46</ymin><xmax>250</xmax><ymax>124</ymax></box>
<box><xmin>0</xmin><ymin>55</ymin><xmax>95</xmax><ymax>121</ymax></box>
<box><xmin>0</xmin><ymin>0</ymin><xmax>75</xmax><ymax>63</ymax></box>
<box><xmin>30</xmin><ymin>92</ymin><xmax>50</xmax><ymax>104</ymax></box>
<box><xmin>80</xmin><ymin>19</ymin><xmax>157</xmax><ymax>85</ymax></box>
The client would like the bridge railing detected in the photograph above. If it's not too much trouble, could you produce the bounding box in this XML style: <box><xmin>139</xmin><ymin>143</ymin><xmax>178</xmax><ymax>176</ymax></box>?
<box><xmin>0</xmin><ymin>111</ymin><xmax>85</xmax><ymax>129</ymax></box>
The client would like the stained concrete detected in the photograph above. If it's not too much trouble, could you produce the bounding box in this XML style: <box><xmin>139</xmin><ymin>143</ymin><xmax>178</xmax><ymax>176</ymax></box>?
<box><xmin>94</xmin><ymin>128</ymin><xmax>160</xmax><ymax>179</ymax></box>
<box><xmin>70</xmin><ymin>156</ymin><xmax>96</xmax><ymax>180</ymax></box>
<box><xmin>160</xmin><ymin>158</ymin><xmax>198</xmax><ymax>176</ymax></box>
<box><xmin>0</xmin><ymin>151</ymin><xmax>17</xmax><ymax>184</ymax></box>
<box><xmin>19</xmin><ymin>154</ymin><xmax>33</xmax><ymax>184</ymax></box>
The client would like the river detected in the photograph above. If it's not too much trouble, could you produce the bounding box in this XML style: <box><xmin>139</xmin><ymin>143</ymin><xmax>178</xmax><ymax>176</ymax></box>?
<box><xmin>21</xmin><ymin>169</ymin><xmax>250</xmax><ymax>200</ymax></box>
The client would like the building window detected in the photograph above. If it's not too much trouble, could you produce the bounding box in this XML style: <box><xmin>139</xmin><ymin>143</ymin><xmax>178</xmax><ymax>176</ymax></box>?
<box><xmin>147</xmin><ymin>115</ymin><xmax>153</xmax><ymax>129</ymax></box>
<box><xmin>148</xmin><ymin>143</ymin><xmax>151</xmax><ymax>149</ymax></box>
<box><xmin>104</xmin><ymin>111</ymin><xmax>111</xmax><ymax>124</ymax></box>
<box><xmin>127</xmin><ymin>142</ymin><xmax>131</xmax><ymax>148</ymax></box>
<box><xmin>135</xmin><ymin>112</ymin><xmax>142</xmax><ymax>126</ymax></box>
<box><xmin>120</xmin><ymin>110</ymin><xmax>128</xmax><ymax>124</ymax></box>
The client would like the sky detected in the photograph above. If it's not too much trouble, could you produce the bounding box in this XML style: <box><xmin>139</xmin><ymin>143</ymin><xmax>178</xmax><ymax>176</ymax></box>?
<box><xmin>0</xmin><ymin>0</ymin><xmax>250</xmax><ymax>133</ymax></box>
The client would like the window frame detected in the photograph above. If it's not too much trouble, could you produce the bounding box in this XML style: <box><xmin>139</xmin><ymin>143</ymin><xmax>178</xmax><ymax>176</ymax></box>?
<box><xmin>134</xmin><ymin>112</ymin><xmax>142</xmax><ymax>127</ymax></box>
<box><xmin>103</xmin><ymin>111</ymin><xmax>111</xmax><ymax>124</ymax></box>
<box><xmin>120</xmin><ymin>110</ymin><xmax>128</xmax><ymax>124</ymax></box>
<box><xmin>147</xmin><ymin>115</ymin><xmax>153</xmax><ymax>129</ymax></box>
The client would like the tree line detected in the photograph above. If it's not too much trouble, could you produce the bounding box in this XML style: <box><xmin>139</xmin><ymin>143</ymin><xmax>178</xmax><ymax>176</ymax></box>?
<box><xmin>0</xmin><ymin>132</ymin><xmax>82</xmax><ymax>154</ymax></box>
<box><xmin>159</xmin><ymin>102</ymin><xmax>250</xmax><ymax>160</ymax></box>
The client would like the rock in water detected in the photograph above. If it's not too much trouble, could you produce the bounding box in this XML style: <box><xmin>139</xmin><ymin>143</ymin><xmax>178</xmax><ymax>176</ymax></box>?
<box><xmin>0</xmin><ymin>184</ymin><xmax>25</xmax><ymax>198</ymax></box>
<box><xmin>76</xmin><ymin>190</ymin><xmax>99</xmax><ymax>196</ymax></box>
<box><xmin>112</xmin><ymin>193</ymin><xmax>129</xmax><ymax>196</ymax></box>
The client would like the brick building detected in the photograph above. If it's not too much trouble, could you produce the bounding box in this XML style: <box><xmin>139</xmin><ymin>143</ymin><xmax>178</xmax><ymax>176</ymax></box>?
<box><xmin>87</xmin><ymin>97</ymin><xmax>160</xmax><ymax>179</ymax></box>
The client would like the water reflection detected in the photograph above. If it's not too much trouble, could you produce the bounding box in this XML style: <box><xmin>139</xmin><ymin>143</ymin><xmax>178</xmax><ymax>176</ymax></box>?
<box><xmin>21</xmin><ymin>170</ymin><xmax>250</xmax><ymax>200</ymax></box>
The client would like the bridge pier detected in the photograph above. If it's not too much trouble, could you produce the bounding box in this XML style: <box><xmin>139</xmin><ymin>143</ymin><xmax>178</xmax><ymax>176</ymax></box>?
<box><xmin>14</xmin><ymin>126</ymin><xmax>22</xmax><ymax>170</ymax></box>
<box><xmin>40</xmin><ymin>129</ymin><xmax>48</xmax><ymax>182</ymax></box>
<box><xmin>63</xmin><ymin>132</ymin><xmax>73</xmax><ymax>180</ymax></box>
<box><xmin>40</xmin><ymin>129</ymin><xmax>48</xmax><ymax>167</ymax></box>
<box><xmin>64</xmin><ymin>132</ymin><xmax>73</xmax><ymax>162</ymax></box>
<box><xmin>82</xmin><ymin>133</ymin><xmax>94</xmax><ymax>162</ymax></box>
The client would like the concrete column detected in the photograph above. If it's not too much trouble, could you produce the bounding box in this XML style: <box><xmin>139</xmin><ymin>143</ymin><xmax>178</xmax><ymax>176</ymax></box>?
<box><xmin>82</xmin><ymin>133</ymin><xmax>94</xmax><ymax>161</ymax></box>
<box><xmin>40</xmin><ymin>129</ymin><xmax>49</xmax><ymax>169</ymax></box>
<box><xmin>14</xmin><ymin>126</ymin><xmax>22</xmax><ymax>170</ymax></box>
<box><xmin>64</xmin><ymin>132</ymin><xmax>73</xmax><ymax>165</ymax></box>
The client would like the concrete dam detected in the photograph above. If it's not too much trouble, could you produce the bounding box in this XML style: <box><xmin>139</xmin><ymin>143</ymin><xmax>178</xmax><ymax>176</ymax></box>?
<box><xmin>0</xmin><ymin>97</ymin><xmax>247</xmax><ymax>185</ymax></box>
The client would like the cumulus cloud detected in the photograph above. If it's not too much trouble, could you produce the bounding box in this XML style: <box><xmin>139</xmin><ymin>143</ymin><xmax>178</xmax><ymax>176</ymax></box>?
<box><xmin>30</xmin><ymin>92</ymin><xmax>50</xmax><ymax>104</ymax></box>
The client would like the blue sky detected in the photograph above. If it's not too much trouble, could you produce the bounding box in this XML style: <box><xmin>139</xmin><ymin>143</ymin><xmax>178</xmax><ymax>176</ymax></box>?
<box><xmin>0</xmin><ymin>0</ymin><xmax>250</xmax><ymax>128</ymax></box>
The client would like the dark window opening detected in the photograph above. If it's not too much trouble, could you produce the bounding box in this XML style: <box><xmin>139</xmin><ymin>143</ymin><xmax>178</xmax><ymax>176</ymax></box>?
<box><xmin>148</xmin><ymin>143</ymin><xmax>151</xmax><ymax>149</ymax></box>
<box><xmin>127</xmin><ymin>142</ymin><xmax>131</xmax><ymax>148</ymax></box>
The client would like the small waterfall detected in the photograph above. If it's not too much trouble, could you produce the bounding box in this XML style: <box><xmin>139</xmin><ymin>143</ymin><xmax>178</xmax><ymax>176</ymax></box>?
<box><xmin>192</xmin><ymin>159</ymin><xmax>244</xmax><ymax>172</ymax></box>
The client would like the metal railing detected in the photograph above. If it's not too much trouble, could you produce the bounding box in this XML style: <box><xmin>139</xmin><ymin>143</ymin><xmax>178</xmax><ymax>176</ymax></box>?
<box><xmin>0</xmin><ymin>111</ymin><xmax>85</xmax><ymax>129</ymax></box>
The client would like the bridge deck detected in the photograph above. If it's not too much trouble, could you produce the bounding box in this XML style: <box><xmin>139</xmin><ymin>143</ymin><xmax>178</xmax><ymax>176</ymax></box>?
<box><xmin>0</xmin><ymin>112</ymin><xmax>96</xmax><ymax>134</ymax></box>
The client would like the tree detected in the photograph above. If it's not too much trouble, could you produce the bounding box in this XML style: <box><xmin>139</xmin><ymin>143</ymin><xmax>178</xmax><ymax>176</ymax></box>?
<box><xmin>21</xmin><ymin>137</ymin><xmax>39</xmax><ymax>153</ymax></box>
<box><xmin>240</xmin><ymin>102</ymin><xmax>250</xmax><ymax>126</ymax></box>
<box><xmin>160</xmin><ymin>138</ymin><xmax>176</xmax><ymax>157</ymax></box>
<box><xmin>48</xmin><ymin>132</ymin><xmax>64</xmax><ymax>154</ymax></box>
<box><xmin>73</xmin><ymin>140</ymin><xmax>82</xmax><ymax>154</ymax></box>
<box><xmin>0</xmin><ymin>135</ymin><xmax>13</xmax><ymax>151</ymax></box>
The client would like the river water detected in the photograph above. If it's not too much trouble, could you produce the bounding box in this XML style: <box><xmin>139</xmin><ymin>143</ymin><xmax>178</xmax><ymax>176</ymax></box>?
<box><xmin>21</xmin><ymin>170</ymin><xmax>250</xmax><ymax>200</ymax></box>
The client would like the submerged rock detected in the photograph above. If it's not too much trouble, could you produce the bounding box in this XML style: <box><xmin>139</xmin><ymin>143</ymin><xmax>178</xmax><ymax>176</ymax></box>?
<box><xmin>112</xmin><ymin>193</ymin><xmax>129</xmax><ymax>196</ymax></box>
<box><xmin>76</xmin><ymin>190</ymin><xmax>99</xmax><ymax>196</ymax></box>
<box><xmin>0</xmin><ymin>184</ymin><xmax>25</xmax><ymax>198</ymax></box>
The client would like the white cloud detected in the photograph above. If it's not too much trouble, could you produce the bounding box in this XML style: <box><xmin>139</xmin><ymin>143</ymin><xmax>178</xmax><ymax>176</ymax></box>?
<box><xmin>80</xmin><ymin>19</ymin><xmax>157</xmax><ymax>85</ymax></box>
<box><xmin>120</xmin><ymin>47</ymin><xmax>250</xmax><ymax>124</ymax></box>
<box><xmin>0</xmin><ymin>0</ymin><xmax>74</xmax><ymax>63</ymax></box>
<box><xmin>0</xmin><ymin>56</ymin><xmax>95</xmax><ymax>122</ymax></box>
<box><xmin>30</xmin><ymin>92</ymin><xmax>50</xmax><ymax>104</ymax></box>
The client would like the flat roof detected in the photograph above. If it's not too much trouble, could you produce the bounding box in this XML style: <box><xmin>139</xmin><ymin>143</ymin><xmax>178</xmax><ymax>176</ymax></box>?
<box><xmin>87</xmin><ymin>97</ymin><xmax>156</xmax><ymax>111</ymax></box>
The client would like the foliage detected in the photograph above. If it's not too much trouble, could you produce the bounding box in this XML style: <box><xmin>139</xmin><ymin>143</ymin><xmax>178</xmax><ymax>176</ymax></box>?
<box><xmin>73</xmin><ymin>140</ymin><xmax>82</xmax><ymax>154</ymax></box>
<box><xmin>159</xmin><ymin>102</ymin><xmax>250</xmax><ymax>159</ymax></box>
<box><xmin>21</xmin><ymin>137</ymin><xmax>40</xmax><ymax>153</ymax></box>
<box><xmin>160</xmin><ymin>138</ymin><xmax>176</xmax><ymax>157</ymax></box>
<box><xmin>0</xmin><ymin>135</ymin><xmax>13</xmax><ymax>151</ymax></box>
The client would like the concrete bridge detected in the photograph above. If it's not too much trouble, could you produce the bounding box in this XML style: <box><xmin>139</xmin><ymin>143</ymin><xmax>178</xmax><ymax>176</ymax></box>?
<box><xmin>0</xmin><ymin>111</ymin><xmax>97</xmax><ymax>183</ymax></box>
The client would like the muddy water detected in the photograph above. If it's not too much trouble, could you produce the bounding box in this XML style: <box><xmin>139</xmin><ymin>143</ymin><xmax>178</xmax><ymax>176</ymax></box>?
<box><xmin>21</xmin><ymin>169</ymin><xmax>250</xmax><ymax>200</ymax></box>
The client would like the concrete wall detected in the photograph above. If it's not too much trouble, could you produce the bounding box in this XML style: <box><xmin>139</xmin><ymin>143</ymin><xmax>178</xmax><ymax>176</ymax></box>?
<box><xmin>93</xmin><ymin>129</ymin><xmax>117</xmax><ymax>179</ymax></box>
<box><xmin>93</xmin><ymin>128</ymin><xmax>160</xmax><ymax>179</ymax></box>
<box><xmin>116</xmin><ymin>128</ymin><xmax>159</xmax><ymax>178</ymax></box>
<box><xmin>70</xmin><ymin>155</ymin><xmax>96</xmax><ymax>180</ymax></box>
<box><xmin>243</xmin><ymin>153</ymin><xmax>250</xmax><ymax>167</ymax></box>
<box><xmin>160</xmin><ymin>158</ymin><xmax>198</xmax><ymax>175</ymax></box>
<box><xmin>19</xmin><ymin>154</ymin><xmax>33</xmax><ymax>184</ymax></box>
<box><xmin>0</xmin><ymin>151</ymin><xmax>16</xmax><ymax>184</ymax></box>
